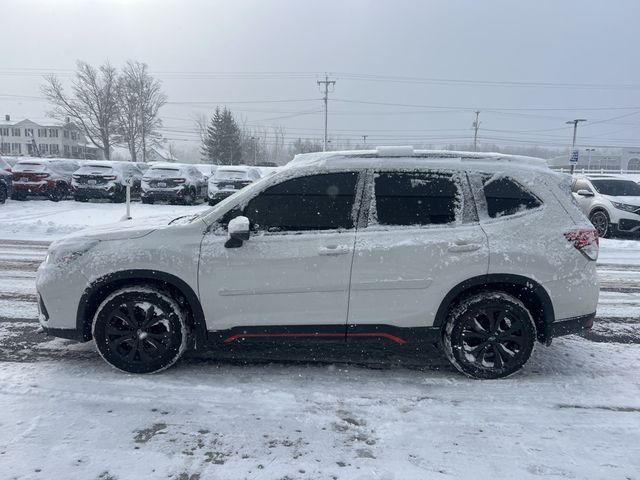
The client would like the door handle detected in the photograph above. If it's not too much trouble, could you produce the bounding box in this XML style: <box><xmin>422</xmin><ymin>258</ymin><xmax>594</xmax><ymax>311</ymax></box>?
<box><xmin>318</xmin><ymin>245</ymin><xmax>351</xmax><ymax>256</ymax></box>
<box><xmin>448</xmin><ymin>240</ymin><xmax>482</xmax><ymax>253</ymax></box>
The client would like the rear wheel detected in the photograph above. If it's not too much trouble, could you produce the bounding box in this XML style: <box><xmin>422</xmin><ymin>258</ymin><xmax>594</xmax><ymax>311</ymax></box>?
<box><xmin>112</xmin><ymin>187</ymin><xmax>126</xmax><ymax>203</ymax></box>
<box><xmin>141</xmin><ymin>197</ymin><xmax>154</xmax><ymax>204</ymax></box>
<box><xmin>589</xmin><ymin>210</ymin><xmax>611</xmax><ymax>238</ymax></box>
<box><xmin>74</xmin><ymin>194</ymin><xmax>88</xmax><ymax>202</ymax></box>
<box><xmin>443</xmin><ymin>292</ymin><xmax>536</xmax><ymax>379</ymax></box>
<box><xmin>92</xmin><ymin>287</ymin><xmax>188</xmax><ymax>374</ymax></box>
<box><xmin>11</xmin><ymin>190</ymin><xmax>26</xmax><ymax>201</ymax></box>
<box><xmin>0</xmin><ymin>184</ymin><xmax>6</xmax><ymax>204</ymax></box>
<box><xmin>182</xmin><ymin>188</ymin><xmax>196</xmax><ymax>205</ymax></box>
<box><xmin>49</xmin><ymin>183</ymin><xmax>68</xmax><ymax>202</ymax></box>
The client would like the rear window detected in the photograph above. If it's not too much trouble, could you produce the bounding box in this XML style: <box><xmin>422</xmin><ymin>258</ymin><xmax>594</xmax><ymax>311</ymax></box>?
<box><xmin>215</xmin><ymin>170</ymin><xmax>249</xmax><ymax>180</ymax></box>
<box><xmin>482</xmin><ymin>176</ymin><xmax>542</xmax><ymax>218</ymax></box>
<box><xmin>77</xmin><ymin>165</ymin><xmax>113</xmax><ymax>174</ymax></box>
<box><xmin>13</xmin><ymin>162</ymin><xmax>47</xmax><ymax>172</ymax></box>
<box><xmin>146</xmin><ymin>168</ymin><xmax>180</xmax><ymax>178</ymax></box>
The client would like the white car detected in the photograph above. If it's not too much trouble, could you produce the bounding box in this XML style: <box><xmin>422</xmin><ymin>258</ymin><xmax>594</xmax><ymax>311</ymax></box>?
<box><xmin>571</xmin><ymin>175</ymin><xmax>640</xmax><ymax>238</ymax></box>
<box><xmin>36</xmin><ymin>147</ymin><xmax>599</xmax><ymax>379</ymax></box>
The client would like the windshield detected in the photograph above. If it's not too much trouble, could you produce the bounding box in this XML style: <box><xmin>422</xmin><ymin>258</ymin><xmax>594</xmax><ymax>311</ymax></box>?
<box><xmin>145</xmin><ymin>167</ymin><xmax>180</xmax><ymax>178</ymax></box>
<box><xmin>591</xmin><ymin>179</ymin><xmax>640</xmax><ymax>196</ymax></box>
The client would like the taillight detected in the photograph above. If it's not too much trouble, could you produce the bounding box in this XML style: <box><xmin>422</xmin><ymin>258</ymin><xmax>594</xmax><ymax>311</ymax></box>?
<box><xmin>72</xmin><ymin>174</ymin><xmax>81</xmax><ymax>179</ymax></box>
<box><xmin>564</xmin><ymin>228</ymin><xmax>599</xmax><ymax>261</ymax></box>
<box><xmin>173</xmin><ymin>178</ymin><xmax>186</xmax><ymax>184</ymax></box>
<box><xmin>103</xmin><ymin>175</ymin><xmax>117</xmax><ymax>181</ymax></box>
<box><xmin>35</xmin><ymin>173</ymin><xmax>50</xmax><ymax>179</ymax></box>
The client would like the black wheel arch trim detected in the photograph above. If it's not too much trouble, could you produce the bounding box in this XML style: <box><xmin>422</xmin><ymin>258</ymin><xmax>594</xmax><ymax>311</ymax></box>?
<box><xmin>76</xmin><ymin>269</ymin><xmax>207</xmax><ymax>345</ymax></box>
<box><xmin>433</xmin><ymin>274</ymin><xmax>555</xmax><ymax>341</ymax></box>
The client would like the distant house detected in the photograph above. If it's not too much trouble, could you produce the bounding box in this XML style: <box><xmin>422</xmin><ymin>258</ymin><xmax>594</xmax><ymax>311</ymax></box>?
<box><xmin>0</xmin><ymin>115</ymin><xmax>100</xmax><ymax>159</ymax></box>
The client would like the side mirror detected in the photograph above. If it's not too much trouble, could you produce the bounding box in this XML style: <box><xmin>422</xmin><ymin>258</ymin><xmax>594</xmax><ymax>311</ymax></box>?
<box><xmin>225</xmin><ymin>215</ymin><xmax>250</xmax><ymax>248</ymax></box>
<box><xmin>576</xmin><ymin>189</ymin><xmax>594</xmax><ymax>197</ymax></box>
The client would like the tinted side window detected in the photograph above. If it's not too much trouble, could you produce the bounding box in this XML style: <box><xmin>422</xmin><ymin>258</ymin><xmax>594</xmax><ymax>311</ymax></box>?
<box><xmin>244</xmin><ymin>172</ymin><xmax>358</xmax><ymax>232</ymax></box>
<box><xmin>374</xmin><ymin>172</ymin><xmax>460</xmax><ymax>226</ymax></box>
<box><xmin>572</xmin><ymin>179</ymin><xmax>592</xmax><ymax>193</ymax></box>
<box><xmin>482</xmin><ymin>176</ymin><xmax>541</xmax><ymax>218</ymax></box>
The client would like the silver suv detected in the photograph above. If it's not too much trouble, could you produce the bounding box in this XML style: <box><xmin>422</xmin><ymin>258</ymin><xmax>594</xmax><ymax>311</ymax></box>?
<box><xmin>36</xmin><ymin>148</ymin><xmax>599</xmax><ymax>379</ymax></box>
<box><xmin>572</xmin><ymin>175</ymin><xmax>640</xmax><ymax>237</ymax></box>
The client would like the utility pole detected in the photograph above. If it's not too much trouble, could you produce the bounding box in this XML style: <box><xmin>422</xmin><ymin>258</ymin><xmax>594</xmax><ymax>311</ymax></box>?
<box><xmin>472</xmin><ymin>110</ymin><xmax>481</xmax><ymax>151</ymax></box>
<box><xmin>317</xmin><ymin>74</ymin><xmax>336</xmax><ymax>151</ymax></box>
<box><xmin>251</xmin><ymin>136</ymin><xmax>260</xmax><ymax>165</ymax></box>
<box><xmin>566</xmin><ymin>119</ymin><xmax>587</xmax><ymax>174</ymax></box>
<box><xmin>362</xmin><ymin>135</ymin><xmax>368</xmax><ymax>147</ymax></box>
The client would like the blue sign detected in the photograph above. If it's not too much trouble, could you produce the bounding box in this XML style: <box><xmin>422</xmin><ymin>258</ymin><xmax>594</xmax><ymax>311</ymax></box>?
<box><xmin>570</xmin><ymin>149</ymin><xmax>579</xmax><ymax>163</ymax></box>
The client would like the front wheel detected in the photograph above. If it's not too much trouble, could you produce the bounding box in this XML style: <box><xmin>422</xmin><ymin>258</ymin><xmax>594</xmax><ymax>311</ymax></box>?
<box><xmin>443</xmin><ymin>292</ymin><xmax>536</xmax><ymax>379</ymax></box>
<box><xmin>589</xmin><ymin>210</ymin><xmax>611</xmax><ymax>238</ymax></box>
<box><xmin>92</xmin><ymin>287</ymin><xmax>188</xmax><ymax>374</ymax></box>
<box><xmin>0</xmin><ymin>184</ymin><xmax>6</xmax><ymax>204</ymax></box>
<box><xmin>49</xmin><ymin>183</ymin><xmax>68</xmax><ymax>202</ymax></box>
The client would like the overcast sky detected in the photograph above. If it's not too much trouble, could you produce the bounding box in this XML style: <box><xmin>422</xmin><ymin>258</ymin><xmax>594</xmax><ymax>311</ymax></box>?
<box><xmin>2</xmin><ymin>0</ymin><xmax>639</xmax><ymax>151</ymax></box>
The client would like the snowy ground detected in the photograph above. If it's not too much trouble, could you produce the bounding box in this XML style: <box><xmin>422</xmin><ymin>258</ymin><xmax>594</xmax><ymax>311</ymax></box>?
<box><xmin>0</xmin><ymin>200</ymin><xmax>639</xmax><ymax>480</ymax></box>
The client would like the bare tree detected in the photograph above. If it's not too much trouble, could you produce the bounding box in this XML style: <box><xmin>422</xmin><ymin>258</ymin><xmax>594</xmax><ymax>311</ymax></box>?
<box><xmin>42</xmin><ymin>61</ymin><xmax>119</xmax><ymax>159</ymax></box>
<box><xmin>116</xmin><ymin>61</ymin><xmax>167</xmax><ymax>162</ymax></box>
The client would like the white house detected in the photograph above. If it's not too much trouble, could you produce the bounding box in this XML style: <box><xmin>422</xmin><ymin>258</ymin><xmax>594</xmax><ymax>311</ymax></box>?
<box><xmin>0</xmin><ymin>115</ymin><xmax>100</xmax><ymax>159</ymax></box>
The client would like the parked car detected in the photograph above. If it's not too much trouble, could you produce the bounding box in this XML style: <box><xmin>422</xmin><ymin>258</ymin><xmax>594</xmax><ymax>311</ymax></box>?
<box><xmin>72</xmin><ymin>161</ymin><xmax>144</xmax><ymax>203</ymax></box>
<box><xmin>11</xmin><ymin>159</ymin><xmax>80</xmax><ymax>201</ymax></box>
<box><xmin>36</xmin><ymin>147</ymin><xmax>599</xmax><ymax>378</ymax></box>
<box><xmin>0</xmin><ymin>168</ymin><xmax>12</xmax><ymax>204</ymax></box>
<box><xmin>141</xmin><ymin>163</ymin><xmax>207</xmax><ymax>205</ymax></box>
<box><xmin>571</xmin><ymin>174</ymin><xmax>640</xmax><ymax>237</ymax></box>
<box><xmin>208</xmin><ymin>166</ymin><xmax>262</xmax><ymax>205</ymax></box>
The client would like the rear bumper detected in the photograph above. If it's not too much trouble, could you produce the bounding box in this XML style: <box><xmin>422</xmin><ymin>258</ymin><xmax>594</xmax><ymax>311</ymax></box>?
<box><xmin>73</xmin><ymin>186</ymin><xmax>117</xmax><ymax>198</ymax></box>
<box><xmin>13</xmin><ymin>182</ymin><xmax>50</xmax><ymax>196</ymax></box>
<box><xmin>548</xmin><ymin>312</ymin><xmax>595</xmax><ymax>339</ymax></box>
<box><xmin>142</xmin><ymin>188</ymin><xmax>186</xmax><ymax>200</ymax></box>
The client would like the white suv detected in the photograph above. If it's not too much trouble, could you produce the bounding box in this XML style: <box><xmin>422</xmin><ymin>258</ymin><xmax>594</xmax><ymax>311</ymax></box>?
<box><xmin>571</xmin><ymin>175</ymin><xmax>640</xmax><ymax>238</ymax></box>
<box><xmin>36</xmin><ymin>148</ymin><xmax>600</xmax><ymax>379</ymax></box>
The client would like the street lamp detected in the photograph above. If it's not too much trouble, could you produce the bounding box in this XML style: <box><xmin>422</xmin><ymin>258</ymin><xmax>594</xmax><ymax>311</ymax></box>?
<box><xmin>566</xmin><ymin>119</ymin><xmax>587</xmax><ymax>174</ymax></box>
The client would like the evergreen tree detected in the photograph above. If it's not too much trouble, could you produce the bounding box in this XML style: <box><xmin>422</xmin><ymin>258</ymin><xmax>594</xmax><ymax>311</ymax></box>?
<box><xmin>201</xmin><ymin>107</ymin><xmax>242</xmax><ymax>164</ymax></box>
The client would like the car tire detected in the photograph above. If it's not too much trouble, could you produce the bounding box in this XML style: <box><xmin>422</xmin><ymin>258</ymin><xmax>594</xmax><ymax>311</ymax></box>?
<box><xmin>112</xmin><ymin>187</ymin><xmax>126</xmax><ymax>203</ymax></box>
<box><xmin>141</xmin><ymin>197</ymin><xmax>154</xmax><ymax>204</ymax></box>
<box><xmin>182</xmin><ymin>188</ymin><xmax>196</xmax><ymax>205</ymax></box>
<box><xmin>443</xmin><ymin>292</ymin><xmax>536</xmax><ymax>379</ymax></box>
<box><xmin>74</xmin><ymin>195</ymin><xmax>88</xmax><ymax>202</ymax></box>
<box><xmin>589</xmin><ymin>210</ymin><xmax>611</xmax><ymax>238</ymax></box>
<box><xmin>0</xmin><ymin>184</ymin><xmax>6</xmax><ymax>204</ymax></box>
<box><xmin>11</xmin><ymin>190</ymin><xmax>26</xmax><ymax>201</ymax></box>
<box><xmin>92</xmin><ymin>286</ymin><xmax>188</xmax><ymax>374</ymax></box>
<box><xmin>49</xmin><ymin>183</ymin><xmax>68</xmax><ymax>202</ymax></box>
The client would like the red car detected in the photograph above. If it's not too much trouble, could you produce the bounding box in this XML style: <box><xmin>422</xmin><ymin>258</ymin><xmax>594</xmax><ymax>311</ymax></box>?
<box><xmin>11</xmin><ymin>159</ymin><xmax>80</xmax><ymax>201</ymax></box>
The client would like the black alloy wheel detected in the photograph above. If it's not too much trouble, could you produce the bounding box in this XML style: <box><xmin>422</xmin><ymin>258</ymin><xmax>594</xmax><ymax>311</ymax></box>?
<box><xmin>182</xmin><ymin>188</ymin><xmax>196</xmax><ymax>205</ymax></box>
<box><xmin>589</xmin><ymin>210</ymin><xmax>611</xmax><ymax>238</ymax></box>
<box><xmin>92</xmin><ymin>288</ymin><xmax>187</xmax><ymax>373</ymax></box>
<box><xmin>443</xmin><ymin>292</ymin><xmax>536</xmax><ymax>379</ymax></box>
<box><xmin>0</xmin><ymin>184</ymin><xmax>6</xmax><ymax>204</ymax></box>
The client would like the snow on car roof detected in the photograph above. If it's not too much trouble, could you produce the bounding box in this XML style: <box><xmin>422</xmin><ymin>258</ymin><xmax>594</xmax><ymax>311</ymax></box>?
<box><xmin>288</xmin><ymin>147</ymin><xmax>549</xmax><ymax>171</ymax></box>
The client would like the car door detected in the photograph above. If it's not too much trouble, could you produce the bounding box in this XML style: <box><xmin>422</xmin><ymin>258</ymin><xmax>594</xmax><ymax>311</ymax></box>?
<box><xmin>198</xmin><ymin>171</ymin><xmax>362</xmax><ymax>335</ymax></box>
<box><xmin>347</xmin><ymin>169</ymin><xmax>489</xmax><ymax>338</ymax></box>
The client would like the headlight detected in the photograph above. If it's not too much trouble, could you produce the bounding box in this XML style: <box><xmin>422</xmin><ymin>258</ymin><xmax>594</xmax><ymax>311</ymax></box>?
<box><xmin>46</xmin><ymin>238</ymin><xmax>99</xmax><ymax>265</ymax></box>
<box><xmin>611</xmin><ymin>202</ymin><xmax>639</xmax><ymax>213</ymax></box>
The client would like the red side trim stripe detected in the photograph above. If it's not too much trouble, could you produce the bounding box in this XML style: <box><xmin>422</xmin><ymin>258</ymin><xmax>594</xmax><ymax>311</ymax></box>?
<box><xmin>223</xmin><ymin>332</ymin><xmax>407</xmax><ymax>345</ymax></box>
